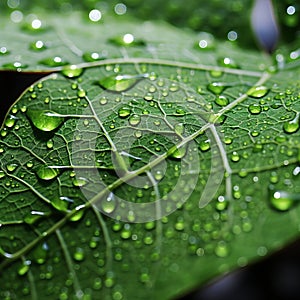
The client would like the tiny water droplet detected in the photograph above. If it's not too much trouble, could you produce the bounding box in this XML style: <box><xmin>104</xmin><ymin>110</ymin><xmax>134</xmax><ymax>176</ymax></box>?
<box><xmin>247</xmin><ymin>86</ymin><xmax>269</xmax><ymax>98</ymax></box>
<box><xmin>46</xmin><ymin>139</ymin><xmax>54</xmax><ymax>149</ymax></box>
<box><xmin>61</xmin><ymin>65</ymin><xmax>84</xmax><ymax>78</ymax></box>
<box><xmin>96</xmin><ymin>74</ymin><xmax>148</xmax><ymax>93</ymax></box>
<box><xmin>283</xmin><ymin>113</ymin><xmax>300</xmax><ymax>134</ymax></box>
<box><xmin>118</xmin><ymin>106</ymin><xmax>131</xmax><ymax>118</ymax></box>
<box><xmin>128</xmin><ymin>114</ymin><xmax>141</xmax><ymax>126</ymax></box>
<box><xmin>26</xmin><ymin>109</ymin><xmax>65</xmax><ymax>132</ymax></box>
<box><xmin>101</xmin><ymin>193</ymin><xmax>117</xmax><ymax>214</ymax></box>
<box><xmin>36</xmin><ymin>166</ymin><xmax>59</xmax><ymax>181</ymax></box>
<box><xmin>248</xmin><ymin>103</ymin><xmax>262</xmax><ymax>115</ymax></box>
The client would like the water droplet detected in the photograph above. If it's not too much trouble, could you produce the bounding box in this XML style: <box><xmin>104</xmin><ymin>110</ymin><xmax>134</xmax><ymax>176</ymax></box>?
<box><xmin>18</xmin><ymin>260</ymin><xmax>31</xmax><ymax>276</ymax></box>
<box><xmin>33</xmin><ymin>243</ymin><xmax>49</xmax><ymax>264</ymax></box>
<box><xmin>36</xmin><ymin>166</ymin><xmax>59</xmax><ymax>181</ymax></box>
<box><xmin>61</xmin><ymin>65</ymin><xmax>84</xmax><ymax>78</ymax></box>
<box><xmin>0</xmin><ymin>46</ymin><xmax>10</xmax><ymax>55</ymax></box>
<box><xmin>283</xmin><ymin>113</ymin><xmax>300</xmax><ymax>134</ymax></box>
<box><xmin>108</xmin><ymin>34</ymin><xmax>146</xmax><ymax>47</ymax></box>
<box><xmin>218</xmin><ymin>57</ymin><xmax>239</xmax><ymax>68</ymax></box>
<box><xmin>248</xmin><ymin>103</ymin><xmax>262</xmax><ymax>115</ymax></box>
<box><xmin>51</xmin><ymin>196</ymin><xmax>73</xmax><ymax>212</ymax></box>
<box><xmin>231</xmin><ymin>151</ymin><xmax>240</xmax><ymax>162</ymax></box>
<box><xmin>168</xmin><ymin>145</ymin><xmax>187</xmax><ymax>159</ymax></box>
<box><xmin>128</xmin><ymin>114</ymin><xmax>141</xmax><ymax>126</ymax></box>
<box><xmin>120</xmin><ymin>225</ymin><xmax>132</xmax><ymax>239</ymax></box>
<box><xmin>73</xmin><ymin>177</ymin><xmax>89</xmax><ymax>187</ymax></box>
<box><xmin>199</xmin><ymin>139</ymin><xmax>210</xmax><ymax>152</ymax></box>
<box><xmin>207</xmin><ymin>82</ymin><xmax>229</xmax><ymax>95</ymax></box>
<box><xmin>194</xmin><ymin>32</ymin><xmax>215</xmax><ymax>50</ymax></box>
<box><xmin>269</xmin><ymin>186</ymin><xmax>300</xmax><ymax>211</ymax></box>
<box><xmin>101</xmin><ymin>193</ymin><xmax>117</xmax><ymax>214</ymax></box>
<box><xmin>96</xmin><ymin>74</ymin><xmax>148</xmax><ymax>93</ymax></box>
<box><xmin>5</xmin><ymin>115</ymin><xmax>17</xmax><ymax>128</ymax></box>
<box><xmin>46</xmin><ymin>139</ymin><xmax>54</xmax><ymax>149</ymax></box>
<box><xmin>82</xmin><ymin>51</ymin><xmax>105</xmax><ymax>62</ymax></box>
<box><xmin>174</xmin><ymin>123</ymin><xmax>185</xmax><ymax>135</ymax></box>
<box><xmin>73</xmin><ymin>247</ymin><xmax>85</xmax><ymax>261</ymax></box>
<box><xmin>29</xmin><ymin>40</ymin><xmax>47</xmax><ymax>51</ymax></box>
<box><xmin>24</xmin><ymin>211</ymin><xmax>48</xmax><ymax>224</ymax></box>
<box><xmin>118</xmin><ymin>106</ymin><xmax>131</xmax><ymax>118</ymax></box>
<box><xmin>215</xmin><ymin>241</ymin><xmax>229</xmax><ymax>257</ymax></box>
<box><xmin>39</xmin><ymin>56</ymin><xmax>69</xmax><ymax>67</ymax></box>
<box><xmin>26</xmin><ymin>109</ymin><xmax>65</xmax><ymax>132</ymax></box>
<box><xmin>77</xmin><ymin>89</ymin><xmax>86</xmax><ymax>98</ymax></box>
<box><xmin>0</xmin><ymin>171</ymin><xmax>5</xmax><ymax>178</ymax></box>
<box><xmin>215</xmin><ymin>95</ymin><xmax>229</xmax><ymax>106</ymax></box>
<box><xmin>2</xmin><ymin>61</ymin><xmax>28</xmax><ymax>70</ymax></box>
<box><xmin>6</xmin><ymin>163</ymin><xmax>18</xmax><ymax>172</ymax></box>
<box><xmin>247</xmin><ymin>86</ymin><xmax>269</xmax><ymax>98</ymax></box>
<box><xmin>70</xmin><ymin>207</ymin><xmax>85</xmax><ymax>221</ymax></box>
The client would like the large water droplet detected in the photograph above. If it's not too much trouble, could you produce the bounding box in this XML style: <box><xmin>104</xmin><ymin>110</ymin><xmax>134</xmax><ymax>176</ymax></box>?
<box><xmin>101</xmin><ymin>193</ymin><xmax>117</xmax><ymax>214</ymax></box>
<box><xmin>51</xmin><ymin>196</ymin><xmax>73</xmax><ymax>212</ymax></box>
<box><xmin>283</xmin><ymin>113</ymin><xmax>300</xmax><ymax>134</ymax></box>
<box><xmin>96</xmin><ymin>74</ymin><xmax>148</xmax><ymax>92</ymax></box>
<box><xmin>247</xmin><ymin>86</ymin><xmax>269</xmax><ymax>98</ymax></box>
<box><xmin>24</xmin><ymin>211</ymin><xmax>48</xmax><ymax>224</ymax></box>
<box><xmin>118</xmin><ymin>106</ymin><xmax>131</xmax><ymax>118</ymax></box>
<box><xmin>36</xmin><ymin>166</ymin><xmax>59</xmax><ymax>181</ymax></box>
<box><xmin>61</xmin><ymin>65</ymin><xmax>84</xmax><ymax>78</ymax></box>
<box><xmin>128</xmin><ymin>114</ymin><xmax>141</xmax><ymax>126</ymax></box>
<box><xmin>168</xmin><ymin>145</ymin><xmax>187</xmax><ymax>159</ymax></box>
<box><xmin>5</xmin><ymin>115</ymin><xmax>17</xmax><ymax>128</ymax></box>
<box><xmin>73</xmin><ymin>177</ymin><xmax>89</xmax><ymax>187</ymax></box>
<box><xmin>215</xmin><ymin>95</ymin><xmax>229</xmax><ymax>106</ymax></box>
<box><xmin>269</xmin><ymin>186</ymin><xmax>300</xmax><ymax>211</ymax></box>
<box><xmin>26</xmin><ymin>109</ymin><xmax>65</xmax><ymax>131</ymax></box>
<box><xmin>248</xmin><ymin>103</ymin><xmax>262</xmax><ymax>115</ymax></box>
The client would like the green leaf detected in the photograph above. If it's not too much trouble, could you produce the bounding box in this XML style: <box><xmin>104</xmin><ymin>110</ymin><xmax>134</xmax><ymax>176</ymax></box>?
<box><xmin>0</xmin><ymin>8</ymin><xmax>300</xmax><ymax>300</ymax></box>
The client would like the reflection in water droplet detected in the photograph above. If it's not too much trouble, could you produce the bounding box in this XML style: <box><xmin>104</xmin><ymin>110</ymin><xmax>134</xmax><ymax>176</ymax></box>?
<box><xmin>36</xmin><ymin>166</ymin><xmax>59</xmax><ymax>181</ymax></box>
<box><xmin>168</xmin><ymin>145</ymin><xmax>187</xmax><ymax>159</ymax></box>
<box><xmin>6</xmin><ymin>163</ymin><xmax>18</xmax><ymax>172</ymax></box>
<box><xmin>283</xmin><ymin>113</ymin><xmax>300</xmax><ymax>134</ymax></box>
<box><xmin>174</xmin><ymin>123</ymin><xmax>184</xmax><ymax>135</ymax></box>
<box><xmin>51</xmin><ymin>196</ymin><xmax>73</xmax><ymax>212</ymax></box>
<box><xmin>215</xmin><ymin>95</ymin><xmax>229</xmax><ymax>106</ymax></box>
<box><xmin>5</xmin><ymin>115</ymin><xmax>17</xmax><ymax>128</ymax></box>
<box><xmin>247</xmin><ymin>86</ymin><xmax>269</xmax><ymax>98</ymax></box>
<box><xmin>61</xmin><ymin>65</ymin><xmax>84</xmax><ymax>78</ymax></box>
<box><xmin>2</xmin><ymin>61</ymin><xmax>28</xmax><ymax>70</ymax></box>
<box><xmin>96</xmin><ymin>74</ymin><xmax>148</xmax><ymax>93</ymax></box>
<box><xmin>73</xmin><ymin>177</ymin><xmax>89</xmax><ymax>187</ymax></box>
<box><xmin>24</xmin><ymin>211</ymin><xmax>48</xmax><ymax>224</ymax></box>
<box><xmin>73</xmin><ymin>247</ymin><xmax>85</xmax><ymax>261</ymax></box>
<box><xmin>82</xmin><ymin>52</ymin><xmax>106</xmax><ymax>62</ymax></box>
<box><xmin>218</xmin><ymin>57</ymin><xmax>239</xmax><ymax>68</ymax></box>
<box><xmin>0</xmin><ymin>46</ymin><xmax>10</xmax><ymax>55</ymax></box>
<box><xmin>199</xmin><ymin>139</ymin><xmax>210</xmax><ymax>152</ymax></box>
<box><xmin>26</xmin><ymin>109</ymin><xmax>65</xmax><ymax>132</ymax></box>
<box><xmin>269</xmin><ymin>186</ymin><xmax>300</xmax><ymax>211</ymax></box>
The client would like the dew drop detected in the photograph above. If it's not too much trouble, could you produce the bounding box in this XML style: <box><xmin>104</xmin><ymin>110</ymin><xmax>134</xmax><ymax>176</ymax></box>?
<box><xmin>51</xmin><ymin>196</ymin><xmax>73</xmax><ymax>212</ymax></box>
<box><xmin>26</xmin><ymin>109</ymin><xmax>65</xmax><ymax>132</ymax></box>
<box><xmin>0</xmin><ymin>170</ymin><xmax>5</xmax><ymax>178</ymax></box>
<box><xmin>46</xmin><ymin>139</ymin><xmax>54</xmax><ymax>149</ymax></box>
<box><xmin>168</xmin><ymin>145</ymin><xmax>187</xmax><ymax>159</ymax></box>
<box><xmin>33</xmin><ymin>243</ymin><xmax>49</xmax><ymax>264</ymax></box>
<box><xmin>248</xmin><ymin>103</ymin><xmax>262</xmax><ymax>115</ymax></box>
<box><xmin>0</xmin><ymin>46</ymin><xmax>10</xmax><ymax>55</ymax></box>
<box><xmin>72</xmin><ymin>177</ymin><xmax>89</xmax><ymax>187</ymax></box>
<box><xmin>36</xmin><ymin>166</ymin><xmax>59</xmax><ymax>181</ymax></box>
<box><xmin>283</xmin><ymin>113</ymin><xmax>300</xmax><ymax>134</ymax></box>
<box><xmin>247</xmin><ymin>86</ymin><xmax>269</xmax><ymax>98</ymax></box>
<box><xmin>231</xmin><ymin>151</ymin><xmax>240</xmax><ymax>162</ymax></box>
<box><xmin>128</xmin><ymin>114</ymin><xmax>141</xmax><ymax>126</ymax></box>
<box><xmin>18</xmin><ymin>260</ymin><xmax>31</xmax><ymax>276</ymax></box>
<box><xmin>96</xmin><ymin>74</ymin><xmax>148</xmax><ymax>93</ymax></box>
<box><xmin>73</xmin><ymin>247</ymin><xmax>85</xmax><ymax>262</ymax></box>
<box><xmin>215</xmin><ymin>241</ymin><xmax>229</xmax><ymax>257</ymax></box>
<box><xmin>29</xmin><ymin>40</ymin><xmax>47</xmax><ymax>51</ymax></box>
<box><xmin>101</xmin><ymin>193</ymin><xmax>117</xmax><ymax>214</ymax></box>
<box><xmin>61</xmin><ymin>65</ymin><xmax>84</xmax><ymax>78</ymax></box>
<box><xmin>39</xmin><ymin>56</ymin><xmax>69</xmax><ymax>67</ymax></box>
<box><xmin>174</xmin><ymin>123</ymin><xmax>184</xmax><ymax>135</ymax></box>
<box><xmin>269</xmin><ymin>186</ymin><xmax>300</xmax><ymax>211</ymax></box>
<box><xmin>207</xmin><ymin>82</ymin><xmax>229</xmax><ymax>95</ymax></box>
<box><xmin>108</xmin><ymin>34</ymin><xmax>146</xmax><ymax>47</ymax></box>
<box><xmin>6</xmin><ymin>163</ymin><xmax>18</xmax><ymax>172</ymax></box>
<box><xmin>82</xmin><ymin>51</ymin><xmax>105</xmax><ymax>62</ymax></box>
<box><xmin>215</xmin><ymin>95</ymin><xmax>229</xmax><ymax>106</ymax></box>
<box><xmin>118</xmin><ymin>106</ymin><xmax>131</xmax><ymax>118</ymax></box>
<box><xmin>24</xmin><ymin>211</ymin><xmax>48</xmax><ymax>224</ymax></box>
<box><xmin>217</xmin><ymin>57</ymin><xmax>239</xmax><ymax>68</ymax></box>
<box><xmin>77</xmin><ymin>89</ymin><xmax>86</xmax><ymax>98</ymax></box>
<box><xmin>5</xmin><ymin>115</ymin><xmax>17</xmax><ymax>128</ymax></box>
<box><xmin>199</xmin><ymin>139</ymin><xmax>210</xmax><ymax>152</ymax></box>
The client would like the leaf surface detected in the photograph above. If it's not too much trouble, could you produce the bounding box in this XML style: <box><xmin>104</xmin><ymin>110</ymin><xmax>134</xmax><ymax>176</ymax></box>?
<box><xmin>0</xmin><ymin>10</ymin><xmax>300</xmax><ymax>300</ymax></box>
